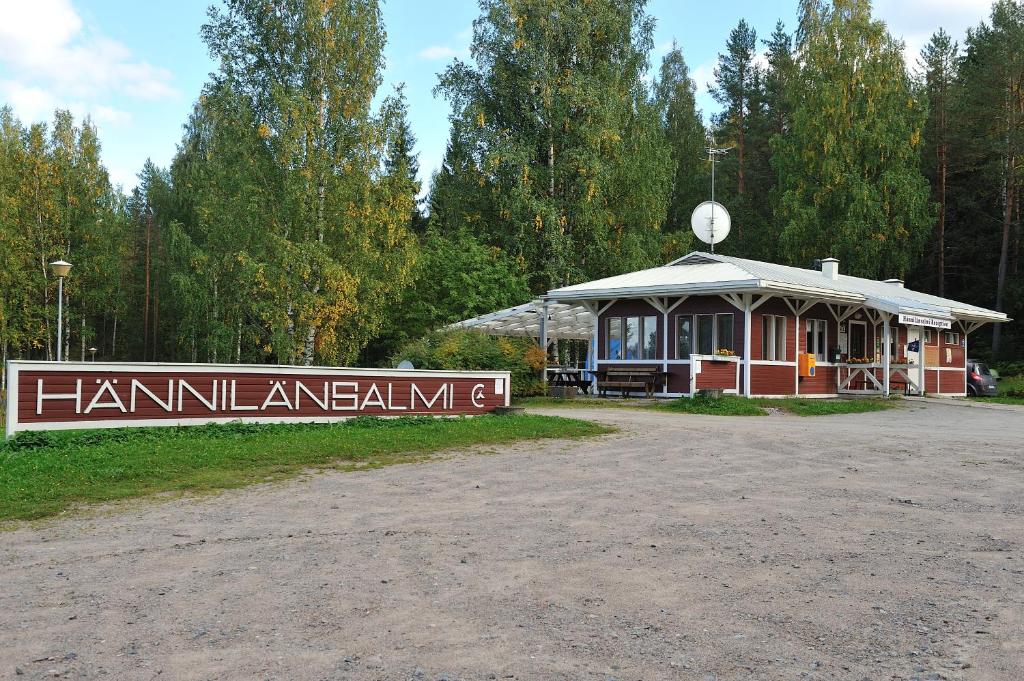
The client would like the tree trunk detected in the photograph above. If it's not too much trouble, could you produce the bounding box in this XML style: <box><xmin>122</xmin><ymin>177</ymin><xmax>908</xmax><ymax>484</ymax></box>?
<box><xmin>152</xmin><ymin>218</ymin><xmax>161</xmax><ymax>362</ymax></box>
<box><xmin>143</xmin><ymin>209</ymin><xmax>152</xmax><ymax>360</ymax></box>
<box><xmin>112</xmin><ymin>313</ymin><xmax>118</xmax><ymax>358</ymax></box>
<box><xmin>993</xmin><ymin>152</ymin><xmax>1014</xmax><ymax>355</ymax></box>
<box><xmin>303</xmin><ymin>327</ymin><xmax>316</xmax><ymax>366</ymax></box>
<box><xmin>80</xmin><ymin>315</ymin><xmax>86</xmax><ymax>361</ymax></box>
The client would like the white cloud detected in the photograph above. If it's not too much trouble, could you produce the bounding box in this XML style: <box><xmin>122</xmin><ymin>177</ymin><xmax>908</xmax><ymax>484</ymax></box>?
<box><xmin>0</xmin><ymin>80</ymin><xmax>58</xmax><ymax>122</ymax></box>
<box><xmin>690</xmin><ymin>61</ymin><xmax>716</xmax><ymax>97</ymax></box>
<box><xmin>418</xmin><ymin>45</ymin><xmax>465</xmax><ymax>61</ymax></box>
<box><xmin>92</xmin><ymin>104</ymin><xmax>132</xmax><ymax>127</ymax></box>
<box><xmin>874</xmin><ymin>0</ymin><xmax>991</xmax><ymax>69</ymax></box>
<box><xmin>0</xmin><ymin>0</ymin><xmax>177</xmax><ymax>111</ymax></box>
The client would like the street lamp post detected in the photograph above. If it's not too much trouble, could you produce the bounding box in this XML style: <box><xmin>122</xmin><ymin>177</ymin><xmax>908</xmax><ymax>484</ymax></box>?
<box><xmin>49</xmin><ymin>260</ymin><xmax>72</xmax><ymax>361</ymax></box>
<box><xmin>89</xmin><ymin>347</ymin><xmax>98</xmax><ymax>362</ymax></box>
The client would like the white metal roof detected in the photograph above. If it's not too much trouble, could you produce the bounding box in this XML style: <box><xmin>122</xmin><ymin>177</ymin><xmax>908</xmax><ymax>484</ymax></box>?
<box><xmin>451</xmin><ymin>252</ymin><xmax>1007</xmax><ymax>339</ymax></box>
<box><xmin>448</xmin><ymin>300</ymin><xmax>594</xmax><ymax>340</ymax></box>
<box><xmin>546</xmin><ymin>251</ymin><xmax>1008</xmax><ymax>324</ymax></box>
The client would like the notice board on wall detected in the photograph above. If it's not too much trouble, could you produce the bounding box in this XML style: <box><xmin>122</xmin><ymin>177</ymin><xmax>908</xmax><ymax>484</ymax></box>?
<box><xmin>5</xmin><ymin>361</ymin><xmax>511</xmax><ymax>437</ymax></box>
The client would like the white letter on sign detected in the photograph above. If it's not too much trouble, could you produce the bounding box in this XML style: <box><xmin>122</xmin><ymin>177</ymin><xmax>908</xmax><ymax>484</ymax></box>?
<box><xmin>331</xmin><ymin>382</ymin><xmax>358</xmax><ymax>410</ymax></box>
<box><xmin>36</xmin><ymin>378</ymin><xmax>83</xmax><ymax>415</ymax></box>
<box><xmin>471</xmin><ymin>383</ymin><xmax>486</xmax><ymax>408</ymax></box>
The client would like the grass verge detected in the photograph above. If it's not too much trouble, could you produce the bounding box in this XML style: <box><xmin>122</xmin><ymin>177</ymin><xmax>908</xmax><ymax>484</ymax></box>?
<box><xmin>0</xmin><ymin>415</ymin><xmax>611</xmax><ymax>522</ymax></box>
<box><xmin>967</xmin><ymin>374</ymin><xmax>1024</xmax><ymax>406</ymax></box>
<box><xmin>520</xmin><ymin>394</ymin><xmax>896</xmax><ymax>417</ymax></box>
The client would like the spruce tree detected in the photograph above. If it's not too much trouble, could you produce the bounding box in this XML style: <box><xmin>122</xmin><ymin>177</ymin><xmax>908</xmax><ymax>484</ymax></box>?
<box><xmin>654</xmin><ymin>44</ymin><xmax>707</xmax><ymax>242</ymax></box>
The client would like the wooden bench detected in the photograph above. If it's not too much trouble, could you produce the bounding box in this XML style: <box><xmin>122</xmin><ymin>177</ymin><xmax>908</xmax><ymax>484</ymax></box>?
<box><xmin>596</xmin><ymin>367</ymin><xmax>665</xmax><ymax>398</ymax></box>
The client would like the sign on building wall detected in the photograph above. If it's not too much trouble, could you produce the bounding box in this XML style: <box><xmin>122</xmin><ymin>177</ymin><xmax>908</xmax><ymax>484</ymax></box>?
<box><xmin>5</xmin><ymin>362</ymin><xmax>510</xmax><ymax>438</ymax></box>
<box><xmin>898</xmin><ymin>313</ymin><xmax>952</xmax><ymax>330</ymax></box>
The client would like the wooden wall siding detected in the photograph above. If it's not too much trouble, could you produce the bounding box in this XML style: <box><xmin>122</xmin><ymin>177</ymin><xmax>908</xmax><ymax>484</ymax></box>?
<box><xmin>751</xmin><ymin>364</ymin><xmax>796</xmax><ymax>395</ymax></box>
<box><xmin>695</xmin><ymin>360</ymin><xmax>738</xmax><ymax>391</ymax></box>
<box><xmin>798</xmin><ymin>366</ymin><xmax>838</xmax><ymax>394</ymax></box>
<box><xmin>940</xmin><ymin>370</ymin><xmax>966</xmax><ymax>394</ymax></box>
<box><xmin>925</xmin><ymin>370</ymin><xmax>940</xmax><ymax>394</ymax></box>
<box><xmin>17</xmin><ymin>369</ymin><xmax>507</xmax><ymax>425</ymax></box>
<box><xmin>667</xmin><ymin>365</ymin><xmax>690</xmax><ymax>393</ymax></box>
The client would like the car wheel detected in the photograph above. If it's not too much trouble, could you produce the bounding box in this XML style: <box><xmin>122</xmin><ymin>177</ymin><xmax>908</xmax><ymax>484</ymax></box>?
<box><xmin>967</xmin><ymin>385</ymin><xmax>978</xmax><ymax>397</ymax></box>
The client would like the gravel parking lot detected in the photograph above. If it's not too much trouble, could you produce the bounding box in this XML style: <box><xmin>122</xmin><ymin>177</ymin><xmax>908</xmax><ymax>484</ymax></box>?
<box><xmin>1</xmin><ymin>400</ymin><xmax>1022</xmax><ymax>680</ymax></box>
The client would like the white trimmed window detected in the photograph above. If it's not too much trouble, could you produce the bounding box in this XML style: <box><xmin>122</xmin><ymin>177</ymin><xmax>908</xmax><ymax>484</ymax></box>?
<box><xmin>676</xmin><ymin>315</ymin><xmax>693</xmax><ymax>358</ymax></box>
<box><xmin>606</xmin><ymin>317</ymin><xmax>623</xmax><ymax>360</ymax></box>
<box><xmin>762</xmin><ymin>315</ymin><xmax>787</xmax><ymax>361</ymax></box>
<box><xmin>607</xmin><ymin>316</ymin><xmax>657</xmax><ymax>360</ymax></box>
<box><xmin>805</xmin><ymin>319</ymin><xmax>827</xmax><ymax>362</ymax></box>
<box><xmin>696</xmin><ymin>313</ymin><xmax>734</xmax><ymax>355</ymax></box>
<box><xmin>943</xmin><ymin>331</ymin><xmax>960</xmax><ymax>346</ymax></box>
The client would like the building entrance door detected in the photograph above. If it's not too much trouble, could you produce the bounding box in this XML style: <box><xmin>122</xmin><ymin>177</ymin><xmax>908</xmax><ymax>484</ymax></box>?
<box><xmin>848</xmin><ymin>321</ymin><xmax>867</xmax><ymax>360</ymax></box>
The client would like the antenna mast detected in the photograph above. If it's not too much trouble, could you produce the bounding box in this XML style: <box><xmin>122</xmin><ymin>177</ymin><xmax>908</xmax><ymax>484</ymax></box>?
<box><xmin>705</xmin><ymin>139</ymin><xmax>732</xmax><ymax>253</ymax></box>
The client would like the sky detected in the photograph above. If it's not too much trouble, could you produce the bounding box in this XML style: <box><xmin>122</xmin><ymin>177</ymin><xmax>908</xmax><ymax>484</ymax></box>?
<box><xmin>0</xmin><ymin>0</ymin><xmax>996</xmax><ymax>194</ymax></box>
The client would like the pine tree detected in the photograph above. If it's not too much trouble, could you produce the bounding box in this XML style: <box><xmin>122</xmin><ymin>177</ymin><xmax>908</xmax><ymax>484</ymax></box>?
<box><xmin>918</xmin><ymin>29</ymin><xmax>960</xmax><ymax>298</ymax></box>
<box><xmin>710</xmin><ymin>20</ymin><xmax>758</xmax><ymax>209</ymax></box>
<box><xmin>955</xmin><ymin>0</ymin><xmax>1023</xmax><ymax>355</ymax></box>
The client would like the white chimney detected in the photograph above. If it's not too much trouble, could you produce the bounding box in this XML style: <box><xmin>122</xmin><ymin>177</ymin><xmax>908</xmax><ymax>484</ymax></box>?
<box><xmin>820</xmin><ymin>257</ymin><xmax>839</xmax><ymax>280</ymax></box>
<box><xmin>883</xmin><ymin>278</ymin><xmax>904</xmax><ymax>288</ymax></box>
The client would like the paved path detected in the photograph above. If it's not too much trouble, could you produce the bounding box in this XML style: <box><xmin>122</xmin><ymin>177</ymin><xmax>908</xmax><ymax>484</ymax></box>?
<box><xmin>1</xmin><ymin>401</ymin><xmax>1022</xmax><ymax>680</ymax></box>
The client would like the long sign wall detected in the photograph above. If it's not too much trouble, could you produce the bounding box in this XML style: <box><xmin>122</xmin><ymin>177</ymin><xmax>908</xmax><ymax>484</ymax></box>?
<box><xmin>5</xmin><ymin>362</ymin><xmax>511</xmax><ymax>437</ymax></box>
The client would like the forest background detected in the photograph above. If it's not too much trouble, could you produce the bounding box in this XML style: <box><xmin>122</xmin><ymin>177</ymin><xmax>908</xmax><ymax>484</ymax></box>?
<box><xmin>0</xmin><ymin>0</ymin><xmax>1021</xmax><ymax>380</ymax></box>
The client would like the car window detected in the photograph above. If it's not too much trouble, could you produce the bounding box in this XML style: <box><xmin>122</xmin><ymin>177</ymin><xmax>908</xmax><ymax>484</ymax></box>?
<box><xmin>976</xmin><ymin>363</ymin><xmax>991</xmax><ymax>376</ymax></box>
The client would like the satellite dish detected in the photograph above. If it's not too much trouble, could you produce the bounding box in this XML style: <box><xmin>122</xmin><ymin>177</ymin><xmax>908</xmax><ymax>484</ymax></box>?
<box><xmin>690</xmin><ymin>200</ymin><xmax>731</xmax><ymax>249</ymax></box>
<box><xmin>396</xmin><ymin>360</ymin><xmax>415</xmax><ymax>370</ymax></box>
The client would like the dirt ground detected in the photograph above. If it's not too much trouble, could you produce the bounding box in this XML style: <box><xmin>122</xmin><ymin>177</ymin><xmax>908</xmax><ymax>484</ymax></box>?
<box><xmin>1</xmin><ymin>400</ymin><xmax>1022</xmax><ymax>681</ymax></box>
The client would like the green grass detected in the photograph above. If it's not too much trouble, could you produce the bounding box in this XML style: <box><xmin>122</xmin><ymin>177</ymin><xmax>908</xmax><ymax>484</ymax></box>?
<box><xmin>975</xmin><ymin>374</ymin><xmax>1024</xmax><ymax>406</ymax></box>
<box><xmin>656</xmin><ymin>395</ymin><xmax>895</xmax><ymax>416</ymax></box>
<box><xmin>0</xmin><ymin>415</ymin><xmax>611</xmax><ymax>522</ymax></box>
<box><xmin>519</xmin><ymin>394</ymin><xmax>896</xmax><ymax>417</ymax></box>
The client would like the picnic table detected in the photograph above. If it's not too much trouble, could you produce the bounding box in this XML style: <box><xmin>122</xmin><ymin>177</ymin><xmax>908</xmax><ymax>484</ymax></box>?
<box><xmin>590</xmin><ymin>367</ymin><xmax>669</xmax><ymax>398</ymax></box>
<box><xmin>547</xmin><ymin>367</ymin><xmax>594</xmax><ymax>395</ymax></box>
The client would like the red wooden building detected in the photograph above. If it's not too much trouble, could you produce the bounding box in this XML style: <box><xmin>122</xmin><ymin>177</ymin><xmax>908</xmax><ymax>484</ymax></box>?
<box><xmin>454</xmin><ymin>252</ymin><xmax>1009</xmax><ymax>397</ymax></box>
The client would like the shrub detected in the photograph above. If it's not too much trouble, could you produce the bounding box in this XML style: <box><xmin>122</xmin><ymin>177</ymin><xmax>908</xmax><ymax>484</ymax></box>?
<box><xmin>991</xmin><ymin>360</ymin><xmax>1024</xmax><ymax>378</ymax></box>
<box><xmin>391</xmin><ymin>329</ymin><xmax>545</xmax><ymax>397</ymax></box>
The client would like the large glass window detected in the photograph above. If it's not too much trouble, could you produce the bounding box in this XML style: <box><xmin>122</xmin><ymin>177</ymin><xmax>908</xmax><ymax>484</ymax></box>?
<box><xmin>805</xmin><ymin>319</ymin><xmax>827</xmax><ymax>362</ymax></box>
<box><xmin>697</xmin><ymin>315</ymin><xmax>715</xmax><ymax>354</ymax></box>
<box><xmin>676</xmin><ymin>315</ymin><xmax>693</xmax><ymax>358</ymax></box>
<box><xmin>762</xmin><ymin>315</ymin><xmax>787</xmax><ymax>361</ymax></box>
<box><xmin>717</xmin><ymin>313</ymin><xmax>735</xmax><ymax>352</ymax></box>
<box><xmin>624</xmin><ymin>317</ymin><xmax>640</xmax><ymax>359</ymax></box>
<box><xmin>607</xmin><ymin>317</ymin><xmax>622</xmax><ymax>360</ymax></box>
<box><xmin>642</xmin><ymin>315</ymin><xmax>657</xmax><ymax>358</ymax></box>
<box><xmin>609</xmin><ymin>315</ymin><xmax>658</xmax><ymax>360</ymax></box>
<box><xmin>695</xmin><ymin>313</ymin><xmax>734</xmax><ymax>355</ymax></box>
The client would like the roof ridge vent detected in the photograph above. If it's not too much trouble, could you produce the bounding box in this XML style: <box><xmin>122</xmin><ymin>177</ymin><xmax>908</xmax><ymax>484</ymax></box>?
<box><xmin>820</xmin><ymin>257</ymin><xmax>839</xmax><ymax>280</ymax></box>
<box><xmin>883</xmin><ymin>278</ymin><xmax>904</xmax><ymax>288</ymax></box>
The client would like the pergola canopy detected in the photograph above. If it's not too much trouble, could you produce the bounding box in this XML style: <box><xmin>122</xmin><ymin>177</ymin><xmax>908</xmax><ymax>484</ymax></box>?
<box><xmin>448</xmin><ymin>300</ymin><xmax>592</xmax><ymax>340</ymax></box>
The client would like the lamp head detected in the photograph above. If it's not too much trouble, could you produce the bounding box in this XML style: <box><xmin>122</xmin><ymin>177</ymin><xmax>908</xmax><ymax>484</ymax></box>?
<box><xmin>49</xmin><ymin>259</ymin><xmax>72</xmax><ymax>277</ymax></box>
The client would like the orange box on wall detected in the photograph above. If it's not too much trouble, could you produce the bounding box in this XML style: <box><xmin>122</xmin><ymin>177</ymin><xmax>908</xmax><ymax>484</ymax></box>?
<box><xmin>798</xmin><ymin>353</ymin><xmax>816</xmax><ymax>377</ymax></box>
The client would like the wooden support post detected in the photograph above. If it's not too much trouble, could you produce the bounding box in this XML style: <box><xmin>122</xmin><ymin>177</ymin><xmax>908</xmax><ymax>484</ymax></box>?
<box><xmin>882</xmin><ymin>314</ymin><xmax>891</xmax><ymax>397</ymax></box>
<box><xmin>743</xmin><ymin>294</ymin><xmax>752</xmax><ymax>397</ymax></box>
